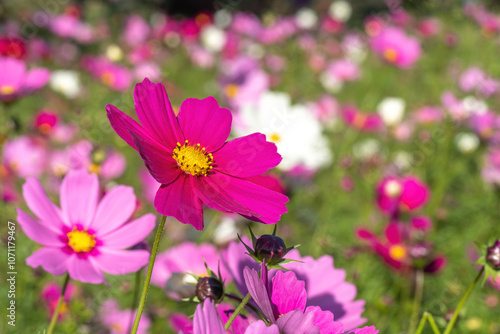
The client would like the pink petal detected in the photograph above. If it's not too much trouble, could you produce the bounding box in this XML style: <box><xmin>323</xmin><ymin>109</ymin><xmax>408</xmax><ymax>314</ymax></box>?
<box><xmin>24</xmin><ymin>68</ymin><xmax>50</xmax><ymax>90</ymax></box>
<box><xmin>60</xmin><ymin>170</ymin><xmax>99</xmax><ymax>228</ymax></box>
<box><xmin>22</xmin><ymin>177</ymin><xmax>66</xmax><ymax>231</ymax></box>
<box><xmin>133</xmin><ymin>78</ymin><xmax>184</xmax><ymax>147</ymax></box>
<box><xmin>154</xmin><ymin>175</ymin><xmax>204</xmax><ymax>230</ymax></box>
<box><xmin>91</xmin><ymin>185</ymin><xmax>136</xmax><ymax>235</ymax></box>
<box><xmin>0</xmin><ymin>57</ymin><xmax>25</xmax><ymax>88</ymax></box>
<box><xmin>213</xmin><ymin>133</ymin><xmax>282</xmax><ymax>177</ymax></box>
<box><xmin>271</xmin><ymin>271</ymin><xmax>307</xmax><ymax>317</ymax></box>
<box><xmin>130</xmin><ymin>129</ymin><xmax>181</xmax><ymax>185</ymax></box>
<box><xmin>243</xmin><ymin>267</ymin><xmax>275</xmax><ymax>323</ymax></box>
<box><xmin>91</xmin><ymin>249</ymin><xmax>149</xmax><ymax>275</ymax></box>
<box><xmin>100</xmin><ymin>213</ymin><xmax>156</xmax><ymax>248</ymax></box>
<box><xmin>68</xmin><ymin>255</ymin><xmax>105</xmax><ymax>284</ymax></box>
<box><xmin>106</xmin><ymin>104</ymin><xmax>157</xmax><ymax>151</ymax></box>
<box><xmin>385</xmin><ymin>223</ymin><xmax>402</xmax><ymax>244</ymax></box>
<box><xmin>193</xmin><ymin>299</ymin><xmax>226</xmax><ymax>334</ymax></box>
<box><xmin>177</xmin><ymin>97</ymin><xmax>231</xmax><ymax>152</ymax></box>
<box><xmin>195</xmin><ymin>173</ymin><xmax>288</xmax><ymax>224</ymax></box>
<box><xmin>17</xmin><ymin>209</ymin><xmax>63</xmax><ymax>247</ymax></box>
<box><xmin>244</xmin><ymin>321</ymin><xmax>280</xmax><ymax>334</ymax></box>
<box><xmin>26</xmin><ymin>247</ymin><xmax>70</xmax><ymax>276</ymax></box>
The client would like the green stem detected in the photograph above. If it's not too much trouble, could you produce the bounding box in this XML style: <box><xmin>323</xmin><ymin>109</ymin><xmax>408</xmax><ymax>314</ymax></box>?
<box><xmin>225</xmin><ymin>293</ymin><xmax>265</xmax><ymax>321</ymax></box>
<box><xmin>415</xmin><ymin>312</ymin><xmax>441</xmax><ymax>334</ymax></box>
<box><xmin>409</xmin><ymin>270</ymin><xmax>425</xmax><ymax>334</ymax></box>
<box><xmin>443</xmin><ymin>267</ymin><xmax>485</xmax><ymax>334</ymax></box>
<box><xmin>130</xmin><ymin>215</ymin><xmax>167</xmax><ymax>334</ymax></box>
<box><xmin>127</xmin><ymin>269</ymin><xmax>142</xmax><ymax>333</ymax></box>
<box><xmin>47</xmin><ymin>273</ymin><xmax>70</xmax><ymax>334</ymax></box>
<box><xmin>225</xmin><ymin>293</ymin><xmax>251</xmax><ymax>330</ymax></box>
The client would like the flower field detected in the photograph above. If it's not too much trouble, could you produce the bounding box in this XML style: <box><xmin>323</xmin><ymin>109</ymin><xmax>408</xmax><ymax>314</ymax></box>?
<box><xmin>0</xmin><ymin>1</ymin><xmax>500</xmax><ymax>333</ymax></box>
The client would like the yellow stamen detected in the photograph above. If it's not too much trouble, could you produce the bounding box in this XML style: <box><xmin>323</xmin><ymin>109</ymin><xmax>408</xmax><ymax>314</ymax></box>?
<box><xmin>224</xmin><ymin>84</ymin><xmax>239</xmax><ymax>98</ymax></box>
<box><xmin>101</xmin><ymin>71</ymin><xmax>115</xmax><ymax>86</ymax></box>
<box><xmin>383</xmin><ymin>48</ymin><xmax>398</xmax><ymax>63</ymax></box>
<box><xmin>269</xmin><ymin>133</ymin><xmax>281</xmax><ymax>142</ymax></box>
<box><xmin>352</xmin><ymin>113</ymin><xmax>367</xmax><ymax>128</ymax></box>
<box><xmin>67</xmin><ymin>227</ymin><xmax>96</xmax><ymax>253</ymax></box>
<box><xmin>112</xmin><ymin>323</ymin><xmax>123</xmax><ymax>332</ymax></box>
<box><xmin>38</xmin><ymin>123</ymin><xmax>53</xmax><ymax>134</ymax></box>
<box><xmin>389</xmin><ymin>244</ymin><xmax>407</xmax><ymax>261</ymax></box>
<box><xmin>88</xmin><ymin>163</ymin><xmax>101</xmax><ymax>175</ymax></box>
<box><xmin>0</xmin><ymin>85</ymin><xmax>16</xmax><ymax>95</ymax></box>
<box><xmin>172</xmin><ymin>140</ymin><xmax>214</xmax><ymax>176</ymax></box>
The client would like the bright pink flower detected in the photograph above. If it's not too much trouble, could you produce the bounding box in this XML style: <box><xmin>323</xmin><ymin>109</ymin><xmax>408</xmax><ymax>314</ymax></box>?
<box><xmin>326</xmin><ymin>59</ymin><xmax>360</xmax><ymax>82</ymax></box>
<box><xmin>3</xmin><ymin>136</ymin><xmax>47</xmax><ymax>178</ymax></box>
<box><xmin>342</xmin><ymin>106</ymin><xmax>383</xmax><ymax>132</ymax></box>
<box><xmin>82</xmin><ymin>56</ymin><xmax>132</xmax><ymax>92</ymax></box>
<box><xmin>34</xmin><ymin>110</ymin><xmax>59</xmax><ymax>135</ymax></box>
<box><xmin>417</xmin><ymin>18</ymin><xmax>440</xmax><ymax>37</ymax></box>
<box><xmin>193</xmin><ymin>299</ymin><xmax>226</xmax><ymax>334</ymax></box>
<box><xmin>100</xmin><ymin>299</ymin><xmax>151</xmax><ymax>334</ymax></box>
<box><xmin>357</xmin><ymin>222</ymin><xmax>446</xmax><ymax>274</ymax></box>
<box><xmin>123</xmin><ymin>15</ymin><xmax>150</xmax><ymax>46</ymax></box>
<box><xmin>370</xmin><ymin>27</ymin><xmax>421</xmax><ymax>68</ymax></box>
<box><xmin>150</xmin><ymin>242</ymin><xmax>228</xmax><ymax>299</ymax></box>
<box><xmin>0</xmin><ymin>57</ymin><xmax>49</xmax><ymax>101</ymax></box>
<box><xmin>376</xmin><ymin>175</ymin><xmax>429</xmax><ymax>215</ymax></box>
<box><xmin>41</xmin><ymin>281</ymin><xmax>79</xmax><ymax>320</ymax></box>
<box><xmin>107</xmin><ymin>78</ymin><xmax>288</xmax><ymax>230</ymax></box>
<box><xmin>469</xmin><ymin>111</ymin><xmax>499</xmax><ymax>140</ymax></box>
<box><xmin>18</xmin><ymin>169</ymin><xmax>155</xmax><ymax>284</ymax></box>
<box><xmin>0</xmin><ymin>36</ymin><xmax>26</xmax><ymax>59</ymax></box>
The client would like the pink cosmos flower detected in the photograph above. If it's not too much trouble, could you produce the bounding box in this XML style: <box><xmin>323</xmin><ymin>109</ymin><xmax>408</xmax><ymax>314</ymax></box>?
<box><xmin>17</xmin><ymin>169</ymin><xmax>155</xmax><ymax>284</ymax></box>
<box><xmin>412</xmin><ymin>106</ymin><xmax>443</xmax><ymax>125</ymax></box>
<box><xmin>342</xmin><ymin>106</ymin><xmax>383</xmax><ymax>132</ymax></box>
<box><xmin>123</xmin><ymin>15</ymin><xmax>151</xmax><ymax>46</ymax></box>
<box><xmin>82</xmin><ymin>56</ymin><xmax>132</xmax><ymax>92</ymax></box>
<box><xmin>370</xmin><ymin>27</ymin><xmax>421</xmax><ymax>68</ymax></box>
<box><xmin>357</xmin><ymin>222</ymin><xmax>446</xmax><ymax>274</ymax></box>
<box><xmin>222</xmin><ymin>238</ymin><xmax>366</xmax><ymax>330</ymax></box>
<box><xmin>459</xmin><ymin>67</ymin><xmax>499</xmax><ymax>96</ymax></box>
<box><xmin>310</xmin><ymin>95</ymin><xmax>339</xmax><ymax>123</ymax></box>
<box><xmin>100</xmin><ymin>299</ymin><xmax>151</xmax><ymax>334</ymax></box>
<box><xmin>41</xmin><ymin>281</ymin><xmax>79</xmax><ymax>320</ymax></box>
<box><xmin>0</xmin><ymin>57</ymin><xmax>49</xmax><ymax>102</ymax></box>
<box><xmin>3</xmin><ymin>136</ymin><xmax>47</xmax><ymax>178</ymax></box>
<box><xmin>417</xmin><ymin>18</ymin><xmax>441</xmax><ymax>37</ymax></box>
<box><xmin>325</xmin><ymin>59</ymin><xmax>361</xmax><ymax>82</ymax></box>
<box><xmin>50</xmin><ymin>14</ymin><xmax>93</xmax><ymax>43</ymax></box>
<box><xmin>482</xmin><ymin>149</ymin><xmax>500</xmax><ymax>186</ymax></box>
<box><xmin>150</xmin><ymin>242</ymin><xmax>229</xmax><ymax>299</ymax></box>
<box><xmin>469</xmin><ymin>111</ymin><xmax>500</xmax><ymax>140</ymax></box>
<box><xmin>107</xmin><ymin>78</ymin><xmax>288</xmax><ymax>230</ymax></box>
<box><xmin>376</xmin><ymin>175</ymin><xmax>429</xmax><ymax>216</ymax></box>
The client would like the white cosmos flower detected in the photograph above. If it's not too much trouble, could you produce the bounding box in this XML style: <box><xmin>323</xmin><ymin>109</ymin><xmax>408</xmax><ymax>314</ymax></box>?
<box><xmin>377</xmin><ymin>97</ymin><xmax>406</xmax><ymax>126</ymax></box>
<box><xmin>462</xmin><ymin>96</ymin><xmax>488</xmax><ymax>115</ymax></box>
<box><xmin>320</xmin><ymin>72</ymin><xmax>343</xmax><ymax>93</ymax></box>
<box><xmin>105</xmin><ymin>44</ymin><xmax>123</xmax><ymax>62</ymax></box>
<box><xmin>201</xmin><ymin>25</ymin><xmax>226</xmax><ymax>53</ymax></box>
<box><xmin>296</xmin><ymin>8</ymin><xmax>318</xmax><ymax>29</ymax></box>
<box><xmin>455</xmin><ymin>133</ymin><xmax>480</xmax><ymax>153</ymax></box>
<box><xmin>49</xmin><ymin>70</ymin><xmax>81</xmax><ymax>99</ymax></box>
<box><xmin>352</xmin><ymin>139</ymin><xmax>381</xmax><ymax>160</ymax></box>
<box><xmin>329</xmin><ymin>0</ymin><xmax>352</xmax><ymax>22</ymax></box>
<box><xmin>236</xmin><ymin>91</ymin><xmax>332</xmax><ymax>171</ymax></box>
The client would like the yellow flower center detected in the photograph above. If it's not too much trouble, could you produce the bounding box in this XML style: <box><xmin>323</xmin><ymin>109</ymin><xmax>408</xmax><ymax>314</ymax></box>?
<box><xmin>269</xmin><ymin>133</ymin><xmax>281</xmax><ymax>142</ymax></box>
<box><xmin>224</xmin><ymin>84</ymin><xmax>239</xmax><ymax>98</ymax></box>
<box><xmin>59</xmin><ymin>302</ymin><xmax>68</xmax><ymax>315</ymax></box>
<box><xmin>352</xmin><ymin>113</ymin><xmax>367</xmax><ymax>128</ymax></box>
<box><xmin>389</xmin><ymin>244</ymin><xmax>407</xmax><ymax>261</ymax></box>
<box><xmin>101</xmin><ymin>71</ymin><xmax>115</xmax><ymax>86</ymax></box>
<box><xmin>172</xmin><ymin>140</ymin><xmax>214</xmax><ymax>176</ymax></box>
<box><xmin>67</xmin><ymin>227</ymin><xmax>96</xmax><ymax>253</ymax></box>
<box><xmin>0</xmin><ymin>85</ymin><xmax>16</xmax><ymax>95</ymax></box>
<box><xmin>383</xmin><ymin>48</ymin><xmax>398</xmax><ymax>63</ymax></box>
<box><xmin>88</xmin><ymin>163</ymin><xmax>101</xmax><ymax>175</ymax></box>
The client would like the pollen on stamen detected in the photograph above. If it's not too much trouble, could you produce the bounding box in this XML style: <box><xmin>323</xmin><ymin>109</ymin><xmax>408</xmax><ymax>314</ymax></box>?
<box><xmin>172</xmin><ymin>140</ymin><xmax>214</xmax><ymax>176</ymax></box>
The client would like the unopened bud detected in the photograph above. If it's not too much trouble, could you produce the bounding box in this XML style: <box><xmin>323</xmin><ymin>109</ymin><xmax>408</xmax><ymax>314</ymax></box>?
<box><xmin>255</xmin><ymin>234</ymin><xmax>286</xmax><ymax>265</ymax></box>
<box><xmin>195</xmin><ymin>277</ymin><xmax>223</xmax><ymax>302</ymax></box>
<box><xmin>486</xmin><ymin>240</ymin><xmax>500</xmax><ymax>270</ymax></box>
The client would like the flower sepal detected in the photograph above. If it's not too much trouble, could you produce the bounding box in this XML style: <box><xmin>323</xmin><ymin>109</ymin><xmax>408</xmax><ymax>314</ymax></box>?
<box><xmin>474</xmin><ymin>239</ymin><xmax>500</xmax><ymax>285</ymax></box>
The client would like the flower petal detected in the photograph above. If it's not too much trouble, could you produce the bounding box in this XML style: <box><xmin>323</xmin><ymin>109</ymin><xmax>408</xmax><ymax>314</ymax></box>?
<box><xmin>100</xmin><ymin>214</ymin><xmax>156</xmax><ymax>248</ymax></box>
<box><xmin>26</xmin><ymin>247</ymin><xmax>70</xmax><ymax>276</ymax></box>
<box><xmin>91</xmin><ymin>249</ymin><xmax>149</xmax><ymax>275</ymax></box>
<box><xmin>276</xmin><ymin>309</ymin><xmax>320</xmax><ymax>334</ymax></box>
<box><xmin>243</xmin><ymin>267</ymin><xmax>275</xmax><ymax>323</ymax></box>
<box><xmin>213</xmin><ymin>133</ymin><xmax>282</xmax><ymax>177</ymax></box>
<box><xmin>106</xmin><ymin>104</ymin><xmax>157</xmax><ymax>151</ymax></box>
<box><xmin>244</xmin><ymin>321</ymin><xmax>280</xmax><ymax>334</ymax></box>
<box><xmin>133</xmin><ymin>78</ymin><xmax>184</xmax><ymax>147</ymax></box>
<box><xmin>60</xmin><ymin>170</ymin><xmax>99</xmax><ymax>228</ymax></box>
<box><xmin>177</xmin><ymin>97</ymin><xmax>231</xmax><ymax>152</ymax></box>
<box><xmin>130</xmin><ymin>129</ymin><xmax>181</xmax><ymax>185</ymax></box>
<box><xmin>17</xmin><ymin>209</ymin><xmax>63</xmax><ymax>247</ymax></box>
<box><xmin>22</xmin><ymin>177</ymin><xmax>66</xmax><ymax>231</ymax></box>
<box><xmin>271</xmin><ymin>271</ymin><xmax>307</xmax><ymax>317</ymax></box>
<box><xmin>91</xmin><ymin>185</ymin><xmax>136</xmax><ymax>235</ymax></box>
<box><xmin>154</xmin><ymin>175</ymin><xmax>204</xmax><ymax>230</ymax></box>
<box><xmin>193</xmin><ymin>299</ymin><xmax>226</xmax><ymax>334</ymax></box>
<box><xmin>68</xmin><ymin>255</ymin><xmax>105</xmax><ymax>284</ymax></box>
<box><xmin>24</xmin><ymin>68</ymin><xmax>50</xmax><ymax>90</ymax></box>
<box><xmin>195</xmin><ymin>173</ymin><xmax>288</xmax><ymax>224</ymax></box>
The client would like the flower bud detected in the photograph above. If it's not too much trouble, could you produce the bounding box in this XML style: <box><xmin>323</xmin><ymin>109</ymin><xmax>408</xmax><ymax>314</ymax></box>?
<box><xmin>255</xmin><ymin>234</ymin><xmax>286</xmax><ymax>265</ymax></box>
<box><xmin>486</xmin><ymin>240</ymin><xmax>500</xmax><ymax>270</ymax></box>
<box><xmin>195</xmin><ymin>277</ymin><xmax>224</xmax><ymax>302</ymax></box>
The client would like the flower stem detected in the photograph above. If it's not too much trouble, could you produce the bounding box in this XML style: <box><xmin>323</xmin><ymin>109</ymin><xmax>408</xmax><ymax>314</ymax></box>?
<box><xmin>442</xmin><ymin>266</ymin><xmax>484</xmax><ymax>334</ymax></box>
<box><xmin>47</xmin><ymin>273</ymin><xmax>70</xmax><ymax>334</ymax></box>
<box><xmin>225</xmin><ymin>293</ymin><xmax>265</xmax><ymax>320</ymax></box>
<box><xmin>130</xmin><ymin>215</ymin><xmax>167</xmax><ymax>334</ymax></box>
<box><xmin>127</xmin><ymin>269</ymin><xmax>142</xmax><ymax>334</ymax></box>
<box><xmin>225</xmin><ymin>293</ymin><xmax>251</xmax><ymax>331</ymax></box>
<box><xmin>415</xmin><ymin>312</ymin><xmax>441</xmax><ymax>334</ymax></box>
<box><xmin>409</xmin><ymin>270</ymin><xmax>425</xmax><ymax>334</ymax></box>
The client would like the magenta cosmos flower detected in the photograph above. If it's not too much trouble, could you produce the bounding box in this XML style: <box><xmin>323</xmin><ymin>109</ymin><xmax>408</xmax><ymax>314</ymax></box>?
<box><xmin>370</xmin><ymin>27</ymin><xmax>421</xmax><ymax>68</ymax></box>
<box><xmin>376</xmin><ymin>175</ymin><xmax>429</xmax><ymax>216</ymax></box>
<box><xmin>17</xmin><ymin>169</ymin><xmax>155</xmax><ymax>284</ymax></box>
<box><xmin>0</xmin><ymin>57</ymin><xmax>50</xmax><ymax>102</ymax></box>
<box><xmin>106</xmin><ymin>78</ymin><xmax>288</xmax><ymax>230</ymax></box>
